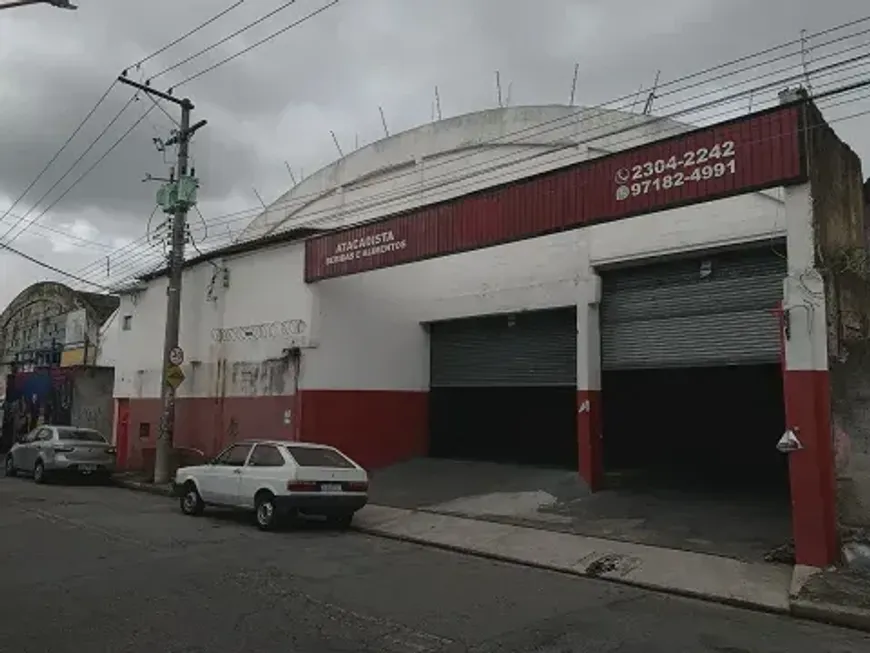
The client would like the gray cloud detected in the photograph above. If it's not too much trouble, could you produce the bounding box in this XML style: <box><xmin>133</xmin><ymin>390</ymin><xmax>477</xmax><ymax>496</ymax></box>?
<box><xmin>1</xmin><ymin>0</ymin><xmax>868</xmax><ymax>309</ymax></box>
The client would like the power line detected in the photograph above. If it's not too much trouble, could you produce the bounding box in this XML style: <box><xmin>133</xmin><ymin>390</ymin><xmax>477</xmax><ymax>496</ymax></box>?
<box><xmin>91</xmin><ymin>41</ymin><xmax>870</xmax><ymax>280</ymax></box>
<box><xmin>0</xmin><ymin>92</ymin><xmax>140</xmax><ymax>245</ymax></box>
<box><xmin>0</xmin><ymin>82</ymin><xmax>118</xmax><ymax>235</ymax></box>
<box><xmin>89</xmin><ymin>79</ymin><xmax>870</xmax><ymax>287</ymax></box>
<box><xmin>106</xmin><ymin>102</ymin><xmax>870</xmax><ymax>290</ymax></box>
<box><xmin>77</xmin><ymin>62</ymin><xmax>870</xmax><ymax>285</ymax></box>
<box><xmin>104</xmin><ymin>19</ymin><xmax>870</xmax><ymax>257</ymax></box>
<box><xmin>0</xmin><ymin>238</ymin><xmax>115</xmax><ymax>292</ymax></box>
<box><xmin>130</xmin><ymin>0</ymin><xmax>248</xmax><ymax>70</ymax></box>
<box><xmin>41</xmin><ymin>15</ymin><xmax>870</xmax><ymax>283</ymax></box>
<box><xmin>147</xmin><ymin>0</ymin><xmax>302</xmax><ymax>82</ymax></box>
<box><xmin>173</xmin><ymin>1</ymin><xmax>341</xmax><ymax>88</ymax></box>
<box><xmin>0</xmin><ymin>0</ymin><xmax>251</xmax><ymax>244</ymax></box>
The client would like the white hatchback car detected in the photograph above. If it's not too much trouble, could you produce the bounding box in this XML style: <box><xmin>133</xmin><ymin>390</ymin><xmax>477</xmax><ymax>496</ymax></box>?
<box><xmin>173</xmin><ymin>440</ymin><xmax>369</xmax><ymax>531</ymax></box>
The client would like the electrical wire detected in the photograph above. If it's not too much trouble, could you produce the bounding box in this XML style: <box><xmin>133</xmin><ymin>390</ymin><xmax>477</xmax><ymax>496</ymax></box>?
<box><xmin>93</xmin><ymin>80</ymin><xmax>870</xmax><ymax>287</ymax></box>
<box><xmin>83</xmin><ymin>52</ymin><xmax>870</xmax><ymax>282</ymax></box>
<box><xmin>0</xmin><ymin>91</ymin><xmax>140</xmax><ymax>245</ymax></box>
<box><xmin>17</xmin><ymin>14</ymin><xmax>870</xmax><ymax>287</ymax></box>
<box><xmin>0</xmin><ymin>81</ymin><xmax>118</xmax><ymax>234</ymax></box>
<box><xmin>0</xmin><ymin>0</ymin><xmax>251</xmax><ymax>248</ymax></box>
<box><xmin>81</xmin><ymin>20</ymin><xmax>870</xmax><ymax>274</ymax></box>
<box><xmin>130</xmin><ymin>0</ymin><xmax>248</xmax><ymax>70</ymax></box>
<box><xmin>0</xmin><ymin>103</ymin><xmax>158</xmax><ymax>286</ymax></box>
<box><xmin>147</xmin><ymin>0</ymin><xmax>301</xmax><ymax>83</ymax></box>
<box><xmin>173</xmin><ymin>1</ymin><xmax>341</xmax><ymax>89</ymax></box>
<box><xmin>108</xmin><ymin>104</ymin><xmax>870</xmax><ymax>290</ymax></box>
<box><xmin>0</xmin><ymin>210</ymin><xmax>117</xmax><ymax>252</ymax></box>
<box><xmin>0</xmin><ymin>238</ymin><xmax>116</xmax><ymax>292</ymax></box>
<box><xmin>3</xmin><ymin>0</ymin><xmax>341</xmax><ymax>280</ymax></box>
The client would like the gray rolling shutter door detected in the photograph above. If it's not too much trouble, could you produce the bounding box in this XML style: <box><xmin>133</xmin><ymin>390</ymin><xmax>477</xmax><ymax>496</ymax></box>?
<box><xmin>430</xmin><ymin>308</ymin><xmax>577</xmax><ymax>387</ymax></box>
<box><xmin>601</xmin><ymin>248</ymin><xmax>786</xmax><ymax>370</ymax></box>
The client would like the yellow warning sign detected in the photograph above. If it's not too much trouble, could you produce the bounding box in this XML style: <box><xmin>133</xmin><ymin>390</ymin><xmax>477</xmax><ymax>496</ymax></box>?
<box><xmin>165</xmin><ymin>364</ymin><xmax>186</xmax><ymax>389</ymax></box>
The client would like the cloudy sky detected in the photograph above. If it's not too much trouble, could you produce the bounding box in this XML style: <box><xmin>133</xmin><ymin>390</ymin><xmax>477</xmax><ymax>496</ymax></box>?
<box><xmin>0</xmin><ymin>0</ymin><xmax>868</xmax><ymax>309</ymax></box>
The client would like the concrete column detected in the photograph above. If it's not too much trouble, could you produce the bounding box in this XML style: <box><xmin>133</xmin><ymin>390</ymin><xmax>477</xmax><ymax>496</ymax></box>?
<box><xmin>783</xmin><ymin>183</ymin><xmax>839</xmax><ymax>567</ymax></box>
<box><xmin>577</xmin><ymin>274</ymin><xmax>604</xmax><ymax>491</ymax></box>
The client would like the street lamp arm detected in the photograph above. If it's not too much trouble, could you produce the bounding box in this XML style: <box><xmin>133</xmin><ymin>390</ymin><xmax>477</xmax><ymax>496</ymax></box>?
<box><xmin>0</xmin><ymin>0</ymin><xmax>77</xmax><ymax>10</ymax></box>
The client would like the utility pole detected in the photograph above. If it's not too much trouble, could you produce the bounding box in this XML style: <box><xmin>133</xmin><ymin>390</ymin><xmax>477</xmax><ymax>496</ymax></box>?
<box><xmin>0</xmin><ymin>0</ymin><xmax>77</xmax><ymax>11</ymax></box>
<box><xmin>119</xmin><ymin>72</ymin><xmax>207</xmax><ymax>485</ymax></box>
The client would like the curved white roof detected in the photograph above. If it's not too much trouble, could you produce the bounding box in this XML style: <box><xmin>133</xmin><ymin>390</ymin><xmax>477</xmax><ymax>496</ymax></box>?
<box><xmin>240</xmin><ymin>104</ymin><xmax>692</xmax><ymax>241</ymax></box>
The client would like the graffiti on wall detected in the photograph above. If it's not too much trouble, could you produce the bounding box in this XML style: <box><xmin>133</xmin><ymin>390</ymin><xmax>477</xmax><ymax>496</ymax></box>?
<box><xmin>211</xmin><ymin>320</ymin><xmax>307</xmax><ymax>343</ymax></box>
<box><xmin>1</xmin><ymin>369</ymin><xmax>72</xmax><ymax>443</ymax></box>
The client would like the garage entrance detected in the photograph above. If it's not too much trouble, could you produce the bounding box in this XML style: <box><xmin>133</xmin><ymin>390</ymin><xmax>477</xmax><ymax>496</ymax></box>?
<box><xmin>428</xmin><ymin>308</ymin><xmax>577</xmax><ymax>468</ymax></box>
<box><xmin>600</xmin><ymin>245</ymin><xmax>789</xmax><ymax>494</ymax></box>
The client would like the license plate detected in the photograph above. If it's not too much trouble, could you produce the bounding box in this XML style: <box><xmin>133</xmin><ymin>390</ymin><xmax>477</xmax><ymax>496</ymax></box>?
<box><xmin>80</xmin><ymin>464</ymin><xmax>97</xmax><ymax>473</ymax></box>
<box><xmin>321</xmin><ymin>483</ymin><xmax>342</xmax><ymax>493</ymax></box>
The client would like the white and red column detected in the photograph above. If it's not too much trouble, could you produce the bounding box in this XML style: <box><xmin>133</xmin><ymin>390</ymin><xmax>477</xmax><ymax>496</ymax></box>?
<box><xmin>577</xmin><ymin>274</ymin><xmax>604</xmax><ymax>491</ymax></box>
<box><xmin>783</xmin><ymin>183</ymin><xmax>839</xmax><ymax>567</ymax></box>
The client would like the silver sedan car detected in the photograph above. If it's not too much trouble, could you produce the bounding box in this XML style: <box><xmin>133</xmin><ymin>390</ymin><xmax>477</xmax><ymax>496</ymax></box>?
<box><xmin>4</xmin><ymin>425</ymin><xmax>116</xmax><ymax>483</ymax></box>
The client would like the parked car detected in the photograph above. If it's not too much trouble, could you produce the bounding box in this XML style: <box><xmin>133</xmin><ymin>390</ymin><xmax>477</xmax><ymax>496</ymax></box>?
<box><xmin>173</xmin><ymin>440</ymin><xmax>369</xmax><ymax>531</ymax></box>
<box><xmin>4</xmin><ymin>425</ymin><xmax>116</xmax><ymax>483</ymax></box>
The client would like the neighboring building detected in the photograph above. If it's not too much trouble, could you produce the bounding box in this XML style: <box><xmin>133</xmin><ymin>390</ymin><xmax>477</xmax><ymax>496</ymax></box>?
<box><xmin>0</xmin><ymin>282</ymin><xmax>119</xmax><ymax>371</ymax></box>
<box><xmin>0</xmin><ymin>282</ymin><xmax>119</xmax><ymax>451</ymax></box>
<box><xmin>112</xmin><ymin>97</ymin><xmax>866</xmax><ymax>570</ymax></box>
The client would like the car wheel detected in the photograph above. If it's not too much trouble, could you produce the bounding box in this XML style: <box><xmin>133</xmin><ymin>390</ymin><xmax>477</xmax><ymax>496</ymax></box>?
<box><xmin>180</xmin><ymin>483</ymin><xmax>205</xmax><ymax>516</ymax></box>
<box><xmin>33</xmin><ymin>461</ymin><xmax>47</xmax><ymax>485</ymax></box>
<box><xmin>328</xmin><ymin>512</ymin><xmax>354</xmax><ymax>529</ymax></box>
<box><xmin>4</xmin><ymin>456</ymin><xmax>16</xmax><ymax>478</ymax></box>
<box><xmin>254</xmin><ymin>492</ymin><xmax>279</xmax><ymax>531</ymax></box>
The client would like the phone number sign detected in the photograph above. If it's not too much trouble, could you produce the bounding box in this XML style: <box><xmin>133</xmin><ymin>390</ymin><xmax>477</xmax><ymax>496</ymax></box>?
<box><xmin>306</xmin><ymin>105</ymin><xmax>806</xmax><ymax>281</ymax></box>
<box><xmin>598</xmin><ymin>106</ymin><xmax>805</xmax><ymax>217</ymax></box>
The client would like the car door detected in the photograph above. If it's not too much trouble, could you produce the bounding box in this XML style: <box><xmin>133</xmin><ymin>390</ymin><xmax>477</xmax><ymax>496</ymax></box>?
<box><xmin>33</xmin><ymin>427</ymin><xmax>55</xmax><ymax>465</ymax></box>
<box><xmin>15</xmin><ymin>428</ymin><xmax>43</xmax><ymax>470</ymax></box>
<box><xmin>237</xmin><ymin>444</ymin><xmax>288</xmax><ymax>509</ymax></box>
<box><xmin>199</xmin><ymin>443</ymin><xmax>253</xmax><ymax>506</ymax></box>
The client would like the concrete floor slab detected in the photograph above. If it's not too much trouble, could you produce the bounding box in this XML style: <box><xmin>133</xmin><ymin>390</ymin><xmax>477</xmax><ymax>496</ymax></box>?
<box><xmin>370</xmin><ymin>458</ymin><xmax>792</xmax><ymax>563</ymax></box>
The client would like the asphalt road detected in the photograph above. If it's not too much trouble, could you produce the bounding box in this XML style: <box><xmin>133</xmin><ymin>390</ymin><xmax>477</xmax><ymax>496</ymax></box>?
<box><xmin>0</xmin><ymin>477</ymin><xmax>867</xmax><ymax>653</ymax></box>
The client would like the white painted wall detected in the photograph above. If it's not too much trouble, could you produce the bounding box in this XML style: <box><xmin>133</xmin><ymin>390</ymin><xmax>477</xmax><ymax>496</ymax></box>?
<box><xmin>95</xmin><ymin>309</ymin><xmax>121</xmax><ymax>368</ymax></box>
<box><xmin>113</xmin><ymin>242</ymin><xmax>314</xmax><ymax>401</ymax></box>
<box><xmin>241</xmin><ymin>105</ymin><xmax>695</xmax><ymax>240</ymax></box>
<box><xmin>304</xmin><ymin>191</ymin><xmax>787</xmax><ymax>391</ymax></box>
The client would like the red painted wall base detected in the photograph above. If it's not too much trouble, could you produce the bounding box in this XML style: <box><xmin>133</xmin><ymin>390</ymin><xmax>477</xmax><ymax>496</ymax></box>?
<box><xmin>299</xmin><ymin>389</ymin><xmax>429</xmax><ymax>469</ymax></box>
<box><xmin>122</xmin><ymin>390</ymin><xmax>428</xmax><ymax>472</ymax></box>
<box><xmin>577</xmin><ymin>390</ymin><xmax>603</xmax><ymax>491</ymax></box>
<box><xmin>125</xmin><ymin>396</ymin><xmax>295</xmax><ymax>470</ymax></box>
<box><xmin>783</xmin><ymin>369</ymin><xmax>839</xmax><ymax>567</ymax></box>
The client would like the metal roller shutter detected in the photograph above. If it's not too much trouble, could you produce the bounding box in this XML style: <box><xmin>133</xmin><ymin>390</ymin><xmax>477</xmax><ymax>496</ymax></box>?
<box><xmin>601</xmin><ymin>247</ymin><xmax>786</xmax><ymax>370</ymax></box>
<box><xmin>430</xmin><ymin>308</ymin><xmax>577</xmax><ymax>387</ymax></box>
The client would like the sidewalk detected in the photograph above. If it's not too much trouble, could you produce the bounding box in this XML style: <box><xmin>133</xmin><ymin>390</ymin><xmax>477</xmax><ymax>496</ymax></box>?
<box><xmin>354</xmin><ymin>504</ymin><xmax>792</xmax><ymax>612</ymax></box>
<box><xmin>112</xmin><ymin>475</ymin><xmax>870</xmax><ymax>632</ymax></box>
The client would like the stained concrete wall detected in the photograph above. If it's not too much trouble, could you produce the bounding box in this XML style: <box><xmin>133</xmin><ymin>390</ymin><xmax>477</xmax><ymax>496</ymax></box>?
<box><xmin>806</xmin><ymin>101</ymin><xmax>870</xmax><ymax>527</ymax></box>
<box><xmin>70</xmin><ymin>367</ymin><xmax>115</xmax><ymax>439</ymax></box>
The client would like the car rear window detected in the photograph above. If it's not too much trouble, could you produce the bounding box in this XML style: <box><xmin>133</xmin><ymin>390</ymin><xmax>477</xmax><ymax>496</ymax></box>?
<box><xmin>57</xmin><ymin>429</ymin><xmax>106</xmax><ymax>443</ymax></box>
<box><xmin>286</xmin><ymin>446</ymin><xmax>355</xmax><ymax>469</ymax></box>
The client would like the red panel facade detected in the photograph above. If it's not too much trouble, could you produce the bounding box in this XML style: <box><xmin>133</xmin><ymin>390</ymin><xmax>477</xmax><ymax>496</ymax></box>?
<box><xmin>306</xmin><ymin>105</ymin><xmax>806</xmax><ymax>281</ymax></box>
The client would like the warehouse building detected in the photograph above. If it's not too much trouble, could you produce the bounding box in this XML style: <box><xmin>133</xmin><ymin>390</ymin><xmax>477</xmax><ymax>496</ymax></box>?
<box><xmin>111</xmin><ymin>96</ymin><xmax>867</xmax><ymax>568</ymax></box>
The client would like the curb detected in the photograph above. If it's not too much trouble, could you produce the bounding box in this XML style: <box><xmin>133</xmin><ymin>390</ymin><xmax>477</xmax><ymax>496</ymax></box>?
<box><xmin>790</xmin><ymin>598</ymin><xmax>870</xmax><ymax>634</ymax></box>
<box><xmin>112</xmin><ymin>478</ymin><xmax>173</xmax><ymax>498</ymax></box>
<box><xmin>350</xmin><ymin>522</ymin><xmax>789</xmax><ymax>617</ymax></box>
<box><xmin>108</xmin><ymin>482</ymin><xmax>870</xmax><ymax>633</ymax></box>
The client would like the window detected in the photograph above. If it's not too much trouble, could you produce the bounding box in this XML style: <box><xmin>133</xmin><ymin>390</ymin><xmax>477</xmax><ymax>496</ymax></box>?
<box><xmin>56</xmin><ymin>428</ymin><xmax>106</xmax><ymax>443</ymax></box>
<box><xmin>214</xmin><ymin>443</ymin><xmax>253</xmax><ymax>467</ymax></box>
<box><xmin>285</xmin><ymin>445</ymin><xmax>355</xmax><ymax>469</ymax></box>
<box><xmin>37</xmin><ymin>429</ymin><xmax>54</xmax><ymax>442</ymax></box>
<box><xmin>139</xmin><ymin>423</ymin><xmax>151</xmax><ymax>439</ymax></box>
<box><xmin>248</xmin><ymin>445</ymin><xmax>285</xmax><ymax>468</ymax></box>
<box><xmin>122</xmin><ymin>315</ymin><xmax>133</xmax><ymax>331</ymax></box>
